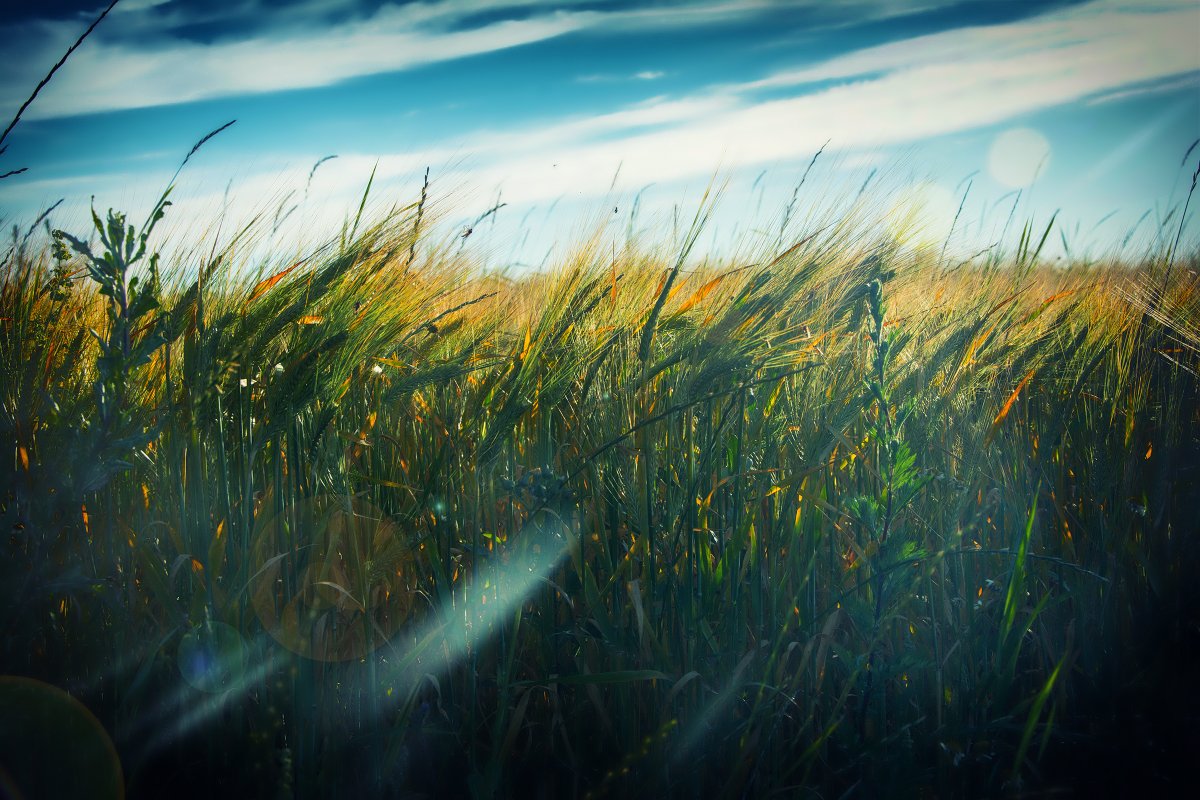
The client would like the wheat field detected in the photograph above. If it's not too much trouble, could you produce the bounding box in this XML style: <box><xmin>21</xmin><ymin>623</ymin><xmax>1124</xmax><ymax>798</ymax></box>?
<box><xmin>1</xmin><ymin>154</ymin><xmax>1197</xmax><ymax>798</ymax></box>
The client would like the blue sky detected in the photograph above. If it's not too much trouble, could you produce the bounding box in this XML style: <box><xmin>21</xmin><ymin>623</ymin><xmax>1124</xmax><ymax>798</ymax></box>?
<box><xmin>1</xmin><ymin>0</ymin><xmax>1197</xmax><ymax>268</ymax></box>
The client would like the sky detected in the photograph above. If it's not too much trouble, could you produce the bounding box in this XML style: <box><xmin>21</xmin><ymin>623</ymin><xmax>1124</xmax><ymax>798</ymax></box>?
<box><xmin>0</xmin><ymin>0</ymin><xmax>1197</xmax><ymax>270</ymax></box>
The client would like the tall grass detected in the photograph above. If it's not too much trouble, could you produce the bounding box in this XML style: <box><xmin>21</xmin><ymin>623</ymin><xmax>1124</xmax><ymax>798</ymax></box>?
<box><xmin>1</xmin><ymin>173</ymin><xmax>1198</xmax><ymax>798</ymax></box>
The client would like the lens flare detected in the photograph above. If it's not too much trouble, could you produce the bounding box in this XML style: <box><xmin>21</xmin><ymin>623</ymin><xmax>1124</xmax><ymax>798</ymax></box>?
<box><xmin>251</xmin><ymin>494</ymin><xmax>415</xmax><ymax>662</ymax></box>
<box><xmin>988</xmin><ymin>127</ymin><xmax>1051</xmax><ymax>189</ymax></box>
<box><xmin>177</xmin><ymin>620</ymin><xmax>248</xmax><ymax>693</ymax></box>
<box><xmin>885</xmin><ymin>182</ymin><xmax>957</xmax><ymax>247</ymax></box>
<box><xmin>376</xmin><ymin>506</ymin><xmax>577</xmax><ymax>703</ymax></box>
<box><xmin>0</xmin><ymin>676</ymin><xmax>124</xmax><ymax>800</ymax></box>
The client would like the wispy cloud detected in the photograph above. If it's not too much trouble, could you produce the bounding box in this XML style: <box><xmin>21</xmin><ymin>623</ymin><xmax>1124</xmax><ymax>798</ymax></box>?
<box><xmin>578</xmin><ymin>70</ymin><xmax>667</xmax><ymax>83</ymax></box>
<box><xmin>425</xmin><ymin>0</ymin><xmax>1200</xmax><ymax>205</ymax></box>
<box><xmin>112</xmin><ymin>0</ymin><xmax>174</xmax><ymax>13</ymax></box>
<box><xmin>0</xmin><ymin>0</ymin><xmax>794</xmax><ymax>120</ymax></box>
<box><xmin>1086</xmin><ymin>73</ymin><xmax>1200</xmax><ymax>106</ymax></box>
<box><xmin>743</xmin><ymin>0</ymin><xmax>1197</xmax><ymax>93</ymax></box>
<box><xmin>4</xmin><ymin>6</ymin><xmax>591</xmax><ymax>119</ymax></box>
<box><xmin>0</xmin><ymin>0</ymin><xmax>968</xmax><ymax>120</ymax></box>
<box><xmin>19</xmin><ymin>0</ymin><xmax>1189</xmax><ymax>217</ymax></box>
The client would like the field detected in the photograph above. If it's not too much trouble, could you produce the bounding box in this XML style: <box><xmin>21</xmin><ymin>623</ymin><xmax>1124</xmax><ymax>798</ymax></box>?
<box><xmin>1</xmin><ymin>166</ymin><xmax>1198</xmax><ymax>799</ymax></box>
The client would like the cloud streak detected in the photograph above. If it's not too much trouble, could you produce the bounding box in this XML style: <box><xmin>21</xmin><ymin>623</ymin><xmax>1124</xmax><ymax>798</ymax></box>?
<box><xmin>5</xmin><ymin>5</ymin><xmax>592</xmax><ymax>119</ymax></box>
<box><xmin>428</xmin><ymin>0</ymin><xmax>1200</xmax><ymax>205</ymax></box>
<box><xmin>0</xmin><ymin>0</ymin><xmax>966</xmax><ymax>120</ymax></box>
<box><xmin>0</xmin><ymin>0</ymin><xmax>770</xmax><ymax>120</ymax></box>
<box><xmin>744</xmin><ymin>0</ymin><xmax>1197</xmax><ymax>94</ymax></box>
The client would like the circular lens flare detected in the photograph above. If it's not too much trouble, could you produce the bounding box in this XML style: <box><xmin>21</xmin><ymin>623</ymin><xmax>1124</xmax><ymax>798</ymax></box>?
<box><xmin>0</xmin><ymin>676</ymin><xmax>124</xmax><ymax>800</ymax></box>
<box><xmin>177</xmin><ymin>621</ymin><xmax>248</xmax><ymax>693</ymax></box>
<box><xmin>988</xmin><ymin>128</ymin><xmax>1051</xmax><ymax>189</ymax></box>
<box><xmin>250</xmin><ymin>494</ymin><xmax>414</xmax><ymax>662</ymax></box>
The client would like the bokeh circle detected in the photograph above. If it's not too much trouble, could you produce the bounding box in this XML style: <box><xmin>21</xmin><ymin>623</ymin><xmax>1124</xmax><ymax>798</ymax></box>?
<box><xmin>988</xmin><ymin>127</ymin><xmax>1051</xmax><ymax>189</ymax></box>
<box><xmin>176</xmin><ymin>620</ymin><xmax>248</xmax><ymax>693</ymax></box>
<box><xmin>0</xmin><ymin>676</ymin><xmax>123</xmax><ymax>800</ymax></box>
<box><xmin>250</xmin><ymin>494</ymin><xmax>414</xmax><ymax>662</ymax></box>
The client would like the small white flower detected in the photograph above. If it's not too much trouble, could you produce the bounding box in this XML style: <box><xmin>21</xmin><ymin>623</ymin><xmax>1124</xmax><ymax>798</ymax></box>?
<box><xmin>372</xmin><ymin>364</ymin><xmax>384</xmax><ymax>375</ymax></box>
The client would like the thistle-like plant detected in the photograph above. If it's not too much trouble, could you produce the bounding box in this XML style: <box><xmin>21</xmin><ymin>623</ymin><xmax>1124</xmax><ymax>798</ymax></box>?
<box><xmin>53</xmin><ymin>191</ymin><xmax>173</xmax><ymax>488</ymax></box>
<box><xmin>853</xmin><ymin>277</ymin><xmax>929</xmax><ymax>551</ymax></box>
<box><xmin>851</xmin><ymin>274</ymin><xmax>932</xmax><ymax>735</ymax></box>
<box><xmin>49</xmin><ymin>120</ymin><xmax>236</xmax><ymax>487</ymax></box>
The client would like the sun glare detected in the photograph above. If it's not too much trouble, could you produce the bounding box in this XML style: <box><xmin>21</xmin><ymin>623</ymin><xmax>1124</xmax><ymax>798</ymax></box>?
<box><xmin>987</xmin><ymin>127</ymin><xmax>1052</xmax><ymax>188</ymax></box>
<box><xmin>886</xmin><ymin>182</ymin><xmax>958</xmax><ymax>247</ymax></box>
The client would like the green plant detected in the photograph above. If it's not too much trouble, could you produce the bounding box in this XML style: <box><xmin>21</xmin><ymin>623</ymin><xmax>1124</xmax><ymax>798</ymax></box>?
<box><xmin>1</xmin><ymin>174</ymin><xmax>1196</xmax><ymax>799</ymax></box>
<box><xmin>52</xmin><ymin>196</ymin><xmax>173</xmax><ymax>490</ymax></box>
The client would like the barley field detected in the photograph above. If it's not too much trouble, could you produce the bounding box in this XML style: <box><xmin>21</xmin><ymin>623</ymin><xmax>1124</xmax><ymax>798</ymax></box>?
<box><xmin>1</xmin><ymin>145</ymin><xmax>1197</xmax><ymax>799</ymax></box>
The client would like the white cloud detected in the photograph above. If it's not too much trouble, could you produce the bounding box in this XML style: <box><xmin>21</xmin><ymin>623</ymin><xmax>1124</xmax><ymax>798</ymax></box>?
<box><xmin>1</xmin><ymin>0</ymin><xmax>968</xmax><ymax>120</ymax></box>
<box><xmin>9</xmin><ymin>9</ymin><xmax>592</xmax><ymax>119</ymax></box>
<box><xmin>112</xmin><ymin>0</ymin><xmax>174</xmax><ymax>13</ymax></box>
<box><xmin>1086</xmin><ymin>73</ymin><xmax>1200</xmax><ymax>105</ymax></box>
<box><xmin>452</xmin><ymin>0</ymin><xmax>1198</xmax><ymax>208</ymax></box>
<box><xmin>0</xmin><ymin>0</ymin><xmax>800</xmax><ymax>120</ymax></box>
<box><xmin>576</xmin><ymin>71</ymin><xmax>667</xmax><ymax>83</ymax></box>
<box><xmin>745</xmin><ymin>0</ymin><xmax>1197</xmax><ymax>93</ymax></box>
<box><xmin>4</xmin><ymin>0</ymin><xmax>1195</xmax><ymax>264</ymax></box>
<box><xmin>470</xmin><ymin>0</ymin><xmax>1197</xmax><ymax>203</ymax></box>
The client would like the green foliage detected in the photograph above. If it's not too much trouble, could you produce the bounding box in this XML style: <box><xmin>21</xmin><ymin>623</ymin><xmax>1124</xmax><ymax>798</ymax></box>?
<box><xmin>51</xmin><ymin>193</ymin><xmax>176</xmax><ymax>488</ymax></box>
<box><xmin>1</xmin><ymin>188</ymin><xmax>1197</xmax><ymax>799</ymax></box>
